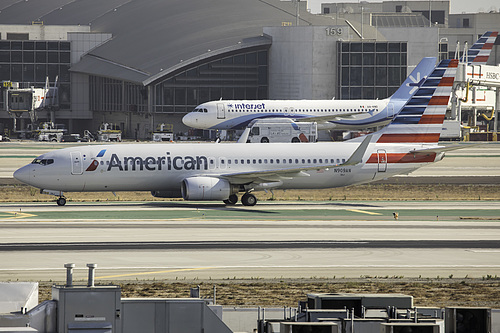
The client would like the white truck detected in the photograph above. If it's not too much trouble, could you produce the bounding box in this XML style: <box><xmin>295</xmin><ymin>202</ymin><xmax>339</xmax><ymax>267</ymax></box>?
<box><xmin>34</xmin><ymin>122</ymin><xmax>66</xmax><ymax>142</ymax></box>
<box><xmin>152</xmin><ymin>123</ymin><xmax>174</xmax><ymax>142</ymax></box>
<box><xmin>98</xmin><ymin>123</ymin><xmax>122</xmax><ymax>142</ymax></box>
<box><xmin>242</xmin><ymin>119</ymin><xmax>317</xmax><ymax>143</ymax></box>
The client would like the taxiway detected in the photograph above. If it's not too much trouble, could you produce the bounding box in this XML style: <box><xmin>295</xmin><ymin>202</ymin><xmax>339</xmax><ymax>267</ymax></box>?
<box><xmin>0</xmin><ymin>201</ymin><xmax>499</xmax><ymax>281</ymax></box>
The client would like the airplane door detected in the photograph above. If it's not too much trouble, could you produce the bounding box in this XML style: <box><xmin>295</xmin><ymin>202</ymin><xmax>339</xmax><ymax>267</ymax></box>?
<box><xmin>71</xmin><ymin>152</ymin><xmax>83</xmax><ymax>175</ymax></box>
<box><xmin>388</xmin><ymin>103</ymin><xmax>395</xmax><ymax>118</ymax></box>
<box><xmin>377</xmin><ymin>149</ymin><xmax>387</xmax><ymax>172</ymax></box>
<box><xmin>217</xmin><ymin>103</ymin><xmax>225</xmax><ymax>119</ymax></box>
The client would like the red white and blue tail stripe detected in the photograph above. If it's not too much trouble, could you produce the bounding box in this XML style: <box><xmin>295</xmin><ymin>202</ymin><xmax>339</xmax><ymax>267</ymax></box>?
<box><xmin>460</xmin><ymin>31</ymin><xmax>498</xmax><ymax>65</ymax></box>
<box><xmin>373</xmin><ymin>59</ymin><xmax>458</xmax><ymax>144</ymax></box>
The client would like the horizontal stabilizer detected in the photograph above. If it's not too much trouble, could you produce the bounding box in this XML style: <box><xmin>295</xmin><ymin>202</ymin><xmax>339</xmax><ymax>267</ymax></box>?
<box><xmin>410</xmin><ymin>143</ymin><xmax>480</xmax><ymax>155</ymax></box>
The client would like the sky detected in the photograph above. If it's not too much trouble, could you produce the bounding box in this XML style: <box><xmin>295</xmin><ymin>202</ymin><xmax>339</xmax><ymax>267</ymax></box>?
<box><xmin>305</xmin><ymin>0</ymin><xmax>499</xmax><ymax>14</ymax></box>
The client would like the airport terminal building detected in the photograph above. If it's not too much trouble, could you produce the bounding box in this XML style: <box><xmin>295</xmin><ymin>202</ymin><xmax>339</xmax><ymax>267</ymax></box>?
<box><xmin>0</xmin><ymin>0</ymin><xmax>499</xmax><ymax>139</ymax></box>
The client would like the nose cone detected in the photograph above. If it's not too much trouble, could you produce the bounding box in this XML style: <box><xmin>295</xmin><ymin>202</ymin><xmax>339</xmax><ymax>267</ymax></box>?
<box><xmin>13</xmin><ymin>165</ymin><xmax>31</xmax><ymax>185</ymax></box>
<box><xmin>182</xmin><ymin>112</ymin><xmax>198</xmax><ymax>128</ymax></box>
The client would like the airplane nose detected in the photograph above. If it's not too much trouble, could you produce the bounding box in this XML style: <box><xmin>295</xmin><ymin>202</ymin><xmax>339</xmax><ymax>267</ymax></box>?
<box><xmin>182</xmin><ymin>113</ymin><xmax>198</xmax><ymax>128</ymax></box>
<box><xmin>13</xmin><ymin>165</ymin><xmax>31</xmax><ymax>185</ymax></box>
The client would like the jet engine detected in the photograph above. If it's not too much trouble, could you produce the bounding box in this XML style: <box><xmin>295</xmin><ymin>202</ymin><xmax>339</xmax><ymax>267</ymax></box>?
<box><xmin>181</xmin><ymin>177</ymin><xmax>237</xmax><ymax>201</ymax></box>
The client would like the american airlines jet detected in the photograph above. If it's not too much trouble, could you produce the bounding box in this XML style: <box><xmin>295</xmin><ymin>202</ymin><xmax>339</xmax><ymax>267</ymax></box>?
<box><xmin>14</xmin><ymin>59</ymin><xmax>458</xmax><ymax>207</ymax></box>
<box><xmin>182</xmin><ymin>57</ymin><xmax>436</xmax><ymax>131</ymax></box>
<box><xmin>182</xmin><ymin>31</ymin><xmax>497</xmax><ymax>131</ymax></box>
<box><xmin>460</xmin><ymin>31</ymin><xmax>498</xmax><ymax>64</ymax></box>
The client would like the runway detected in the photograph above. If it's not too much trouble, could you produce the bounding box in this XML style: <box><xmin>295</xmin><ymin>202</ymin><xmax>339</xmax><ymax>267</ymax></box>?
<box><xmin>1</xmin><ymin>142</ymin><xmax>500</xmax><ymax>281</ymax></box>
<box><xmin>1</xmin><ymin>201</ymin><xmax>499</xmax><ymax>281</ymax></box>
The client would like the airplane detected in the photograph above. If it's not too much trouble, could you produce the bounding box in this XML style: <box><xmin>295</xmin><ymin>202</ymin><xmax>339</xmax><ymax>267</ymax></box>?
<box><xmin>460</xmin><ymin>31</ymin><xmax>498</xmax><ymax>65</ymax></box>
<box><xmin>14</xmin><ymin>58</ymin><xmax>458</xmax><ymax>207</ymax></box>
<box><xmin>182</xmin><ymin>57</ymin><xmax>436</xmax><ymax>131</ymax></box>
<box><xmin>183</xmin><ymin>31</ymin><xmax>497</xmax><ymax>132</ymax></box>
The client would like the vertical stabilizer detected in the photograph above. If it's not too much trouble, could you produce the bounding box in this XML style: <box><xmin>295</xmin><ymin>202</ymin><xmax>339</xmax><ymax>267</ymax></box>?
<box><xmin>460</xmin><ymin>31</ymin><xmax>498</xmax><ymax>65</ymax></box>
<box><xmin>372</xmin><ymin>59</ymin><xmax>458</xmax><ymax>144</ymax></box>
<box><xmin>389</xmin><ymin>57</ymin><xmax>436</xmax><ymax>101</ymax></box>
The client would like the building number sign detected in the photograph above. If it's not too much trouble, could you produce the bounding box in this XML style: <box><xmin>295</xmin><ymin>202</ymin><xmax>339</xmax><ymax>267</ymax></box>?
<box><xmin>326</xmin><ymin>27</ymin><xmax>343</xmax><ymax>36</ymax></box>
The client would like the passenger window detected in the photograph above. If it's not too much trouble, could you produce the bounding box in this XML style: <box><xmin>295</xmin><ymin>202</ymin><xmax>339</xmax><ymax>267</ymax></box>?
<box><xmin>342</xmin><ymin>159</ymin><xmax>346</xmax><ymax>163</ymax></box>
<box><xmin>313</xmin><ymin>159</ymin><xmax>317</xmax><ymax>163</ymax></box>
<box><xmin>301</xmin><ymin>159</ymin><xmax>305</xmax><ymax>164</ymax></box>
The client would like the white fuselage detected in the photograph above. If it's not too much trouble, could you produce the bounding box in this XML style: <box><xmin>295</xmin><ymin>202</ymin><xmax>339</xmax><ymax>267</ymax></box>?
<box><xmin>14</xmin><ymin>141</ymin><xmax>440</xmax><ymax>195</ymax></box>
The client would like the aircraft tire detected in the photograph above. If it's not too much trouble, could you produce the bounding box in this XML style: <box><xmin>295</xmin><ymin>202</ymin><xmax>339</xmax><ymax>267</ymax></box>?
<box><xmin>241</xmin><ymin>193</ymin><xmax>257</xmax><ymax>206</ymax></box>
<box><xmin>57</xmin><ymin>197</ymin><xmax>66</xmax><ymax>206</ymax></box>
<box><xmin>223</xmin><ymin>194</ymin><xmax>238</xmax><ymax>205</ymax></box>
<box><xmin>291</xmin><ymin>137</ymin><xmax>300</xmax><ymax>143</ymax></box>
<box><xmin>261</xmin><ymin>137</ymin><xmax>269</xmax><ymax>143</ymax></box>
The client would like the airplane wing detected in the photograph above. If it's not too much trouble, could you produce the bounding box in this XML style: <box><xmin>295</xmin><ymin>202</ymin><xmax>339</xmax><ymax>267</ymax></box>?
<box><xmin>294</xmin><ymin>112</ymin><xmax>365</xmax><ymax>123</ymax></box>
<box><xmin>219</xmin><ymin>135</ymin><xmax>372</xmax><ymax>184</ymax></box>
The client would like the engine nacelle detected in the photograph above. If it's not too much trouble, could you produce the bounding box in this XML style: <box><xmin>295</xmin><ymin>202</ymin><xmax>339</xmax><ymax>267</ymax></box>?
<box><xmin>181</xmin><ymin>177</ymin><xmax>236</xmax><ymax>201</ymax></box>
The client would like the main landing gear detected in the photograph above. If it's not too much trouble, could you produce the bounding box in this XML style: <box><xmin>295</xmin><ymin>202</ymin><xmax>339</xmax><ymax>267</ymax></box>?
<box><xmin>223</xmin><ymin>193</ymin><xmax>257</xmax><ymax>206</ymax></box>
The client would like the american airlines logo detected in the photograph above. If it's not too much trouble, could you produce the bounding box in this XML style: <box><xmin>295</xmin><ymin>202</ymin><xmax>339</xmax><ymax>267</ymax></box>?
<box><xmin>106</xmin><ymin>153</ymin><xmax>209</xmax><ymax>171</ymax></box>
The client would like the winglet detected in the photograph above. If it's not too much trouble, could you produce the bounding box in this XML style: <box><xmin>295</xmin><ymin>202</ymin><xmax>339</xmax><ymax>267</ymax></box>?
<box><xmin>238</xmin><ymin>127</ymin><xmax>251</xmax><ymax>143</ymax></box>
<box><xmin>343</xmin><ymin>134</ymin><xmax>372</xmax><ymax>166</ymax></box>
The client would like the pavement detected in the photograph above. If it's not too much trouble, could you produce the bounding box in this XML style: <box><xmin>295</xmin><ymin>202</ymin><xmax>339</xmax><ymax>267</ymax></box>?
<box><xmin>0</xmin><ymin>200</ymin><xmax>499</xmax><ymax>281</ymax></box>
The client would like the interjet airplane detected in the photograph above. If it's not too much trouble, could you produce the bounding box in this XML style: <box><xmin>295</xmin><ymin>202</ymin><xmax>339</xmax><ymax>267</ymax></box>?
<box><xmin>183</xmin><ymin>31</ymin><xmax>497</xmax><ymax>132</ymax></box>
<box><xmin>182</xmin><ymin>57</ymin><xmax>436</xmax><ymax>131</ymax></box>
<box><xmin>14</xmin><ymin>59</ymin><xmax>459</xmax><ymax>206</ymax></box>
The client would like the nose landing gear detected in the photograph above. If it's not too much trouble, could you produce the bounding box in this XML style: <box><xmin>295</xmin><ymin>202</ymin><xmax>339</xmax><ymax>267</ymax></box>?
<box><xmin>56</xmin><ymin>196</ymin><xmax>67</xmax><ymax>206</ymax></box>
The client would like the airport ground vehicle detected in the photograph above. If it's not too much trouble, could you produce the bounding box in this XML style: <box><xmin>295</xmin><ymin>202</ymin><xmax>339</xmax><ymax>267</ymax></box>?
<box><xmin>245</xmin><ymin>119</ymin><xmax>317</xmax><ymax>143</ymax></box>
<box><xmin>97</xmin><ymin>123</ymin><xmax>122</xmax><ymax>142</ymax></box>
<box><xmin>152</xmin><ymin>123</ymin><xmax>174</xmax><ymax>141</ymax></box>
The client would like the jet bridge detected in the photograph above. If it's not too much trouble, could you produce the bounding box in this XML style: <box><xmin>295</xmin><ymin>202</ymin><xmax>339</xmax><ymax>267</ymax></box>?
<box><xmin>450</xmin><ymin>63</ymin><xmax>500</xmax><ymax>140</ymax></box>
<box><xmin>2</xmin><ymin>77</ymin><xmax>59</xmax><ymax>134</ymax></box>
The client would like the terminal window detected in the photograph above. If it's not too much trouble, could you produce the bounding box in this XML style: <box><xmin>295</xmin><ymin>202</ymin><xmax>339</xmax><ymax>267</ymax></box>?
<box><xmin>337</xmin><ymin>41</ymin><xmax>407</xmax><ymax>99</ymax></box>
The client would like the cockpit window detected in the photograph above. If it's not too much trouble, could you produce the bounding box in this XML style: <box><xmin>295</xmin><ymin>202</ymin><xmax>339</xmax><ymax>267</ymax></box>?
<box><xmin>31</xmin><ymin>158</ymin><xmax>54</xmax><ymax>165</ymax></box>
